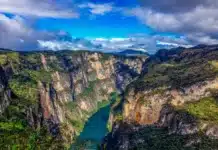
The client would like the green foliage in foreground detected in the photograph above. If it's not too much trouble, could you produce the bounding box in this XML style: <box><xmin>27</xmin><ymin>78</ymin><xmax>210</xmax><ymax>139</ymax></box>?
<box><xmin>130</xmin><ymin>127</ymin><xmax>218</xmax><ymax>150</ymax></box>
<box><xmin>0</xmin><ymin>126</ymin><xmax>66</xmax><ymax>150</ymax></box>
<box><xmin>0</xmin><ymin>97</ymin><xmax>66</xmax><ymax>150</ymax></box>
<box><xmin>186</xmin><ymin>97</ymin><xmax>218</xmax><ymax>123</ymax></box>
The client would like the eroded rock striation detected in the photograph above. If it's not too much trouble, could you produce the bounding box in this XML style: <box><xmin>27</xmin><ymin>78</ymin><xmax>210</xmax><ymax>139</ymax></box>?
<box><xmin>0</xmin><ymin>50</ymin><xmax>146</xmax><ymax>149</ymax></box>
<box><xmin>104</xmin><ymin>46</ymin><xmax>218</xmax><ymax>150</ymax></box>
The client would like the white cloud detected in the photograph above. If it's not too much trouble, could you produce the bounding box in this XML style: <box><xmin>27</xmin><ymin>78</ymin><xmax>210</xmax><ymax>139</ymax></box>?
<box><xmin>91</xmin><ymin>38</ymin><xmax>133</xmax><ymax>50</ymax></box>
<box><xmin>79</xmin><ymin>3</ymin><xmax>113</xmax><ymax>15</ymax></box>
<box><xmin>127</xmin><ymin>4</ymin><xmax>218</xmax><ymax>45</ymax></box>
<box><xmin>38</xmin><ymin>36</ymin><xmax>193</xmax><ymax>53</ymax></box>
<box><xmin>157</xmin><ymin>41</ymin><xmax>193</xmax><ymax>48</ymax></box>
<box><xmin>37</xmin><ymin>40</ymin><xmax>91</xmax><ymax>51</ymax></box>
<box><xmin>0</xmin><ymin>0</ymin><xmax>78</xmax><ymax>18</ymax></box>
<box><xmin>0</xmin><ymin>13</ymin><xmax>63</xmax><ymax>50</ymax></box>
<box><xmin>0</xmin><ymin>14</ymin><xmax>32</xmax><ymax>49</ymax></box>
<box><xmin>0</xmin><ymin>14</ymin><xmax>30</xmax><ymax>35</ymax></box>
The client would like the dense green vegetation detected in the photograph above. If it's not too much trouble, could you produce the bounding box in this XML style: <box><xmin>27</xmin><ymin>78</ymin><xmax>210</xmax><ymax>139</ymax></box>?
<box><xmin>0</xmin><ymin>121</ymin><xmax>24</xmax><ymax>131</ymax></box>
<box><xmin>128</xmin><ymin>51</ymin><xmax>218</xmax><ymax>92</ymax></box>
<box><xmin>129</xmin><ymin>126</ymin><xmax>218</xmax><ymax>150</ymax></box>
<box><xmin>0</xmin><ymin>52</ymin><xmax>68</xmax><ymax>149</ymax></box>
<box><xmin>186</xmin><ymin>97</ymin><xmax>218</xmax><ymax>123</ymax></box>
<box><xmin>0</xmin><ymin>54</ymin><xmax>7</xmax><ymax>65</ymax></box>
<box><xmin>137</xmin><ymin>62</ymin><xmax>215</xmax><ymax>91</ymax></box>
<box><xmin>0</xmin><ymin>52</ymin><xmax>19</xmax><ymax>64</ymax></box>
<box><xmin>0</xmin><ymin>125</ymin><xmax>66</xmax><ymax>150</ymax></box>
<box><xmin>0</xmin><ymin>96</ymin><xmax>66</xmax><ymax>149</ymax></box>
<box><xmin>9</xmin><ymin>75</ymin><xmax>38</xmax><ymax>105</ymax></box>
<box><xmin>25</xmin><ymin>69</ymin><xmax>52</xmax><ymax>83</ymax></box>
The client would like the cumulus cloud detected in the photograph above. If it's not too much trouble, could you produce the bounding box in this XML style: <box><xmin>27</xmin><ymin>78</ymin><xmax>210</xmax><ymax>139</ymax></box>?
<box><xmin>0</xmin><ymin>14</ymin><xmax>32</xmax><ymax>49</ymax></box>
<box><xmin>38</xmin><ymin>38</ymin><xmax>134</xmax><ymax>52</ymax></box>
<box><xmin>156</xmin><ymin>41</ymin><xmax>193</xmax><ymax>48</ymax></box>
<box><xmin>37</xmin><ymin>35</ymin><xmax>193</xmax><ymax>54</ymax></box>
<box><xmin>38</xmin><ymin>38</ymin><xmax>98</xmax><ymax>51</ymax></box>
<box><xmin>0</xmin><ymin>0</ymin><xmax>215</xmax><ymax>52</ymax></box>
<box><xmin>0</xmin><ymin>14</ymin><xmax>69</xmax><ymax>50</ymax></box>
<box><xmin>0</xmin><ymin>0</ymin><xmax>78</xmax><ymax>18</ymax></box>
<box><xmin>0</xmin><ymin>13</ymin><xmax>193</xmax><ymax>53</ymax></box>
<box><xmin>129</xmin><ymin>0</ymin><xmax>218</xmax><ymax>45</ymax></box>
<box><xmin>79</xmin><ymin>3</ymin><xmax>113</xmax><ymax>15</ymax></box>
<box><xmin>140</xmin><ymin>0</ymin><xmax>218</xmax><ymax>13</ymax></box>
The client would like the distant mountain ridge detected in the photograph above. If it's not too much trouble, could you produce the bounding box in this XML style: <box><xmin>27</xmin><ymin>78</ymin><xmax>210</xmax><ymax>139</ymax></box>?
<box><xmin>1</xmin><ymin>44</ymin><xmax>218</xmax><ymax>56</ymax></box>
<box><xmin>109</xmin><ymin>49</ymin><xmax>149</xmax><ymax>56</ymax></box>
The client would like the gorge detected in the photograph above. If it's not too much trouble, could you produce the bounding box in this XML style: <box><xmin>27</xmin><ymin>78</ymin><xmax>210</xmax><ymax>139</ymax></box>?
<box><xmin>1</xmin><ymin>45</ymin><xmax>218</xmax><ymax>149</ymax></box>
<box><xmin>0</xmin><ymin>49</ymin><xmax>146</xmax><ymax>149</ymax></box>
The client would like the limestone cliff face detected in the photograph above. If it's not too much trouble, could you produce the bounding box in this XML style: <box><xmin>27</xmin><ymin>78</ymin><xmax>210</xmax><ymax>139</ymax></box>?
<box><xmin>123</xmin><ymin>78</ymin><xmax>218</xmax><ymax>125</ymax></box>
<box><xmin>0</xmin><ymin>50</ymin><xmax>146</xmax><ymax>147</ymax></box>
<box><xmin>106</xmin><ymin>78</ymin><xmax>218</xmax><ymax>147</ymax></box>
<box><xmin>105</xmin><ymin>47</ymin><xmax>218</xmax><ymax>149</ymax></box>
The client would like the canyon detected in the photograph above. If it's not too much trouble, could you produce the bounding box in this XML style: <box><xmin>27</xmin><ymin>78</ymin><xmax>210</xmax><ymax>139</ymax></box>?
<box><xmin>1</xmin><ymin>45</ymin><xmax>218</xmax><ymax>149</ymax></box>
<box><xmin>0</xmin><ymin>50</ymin><xmax>146</xmax><ymax>149</ymax></box>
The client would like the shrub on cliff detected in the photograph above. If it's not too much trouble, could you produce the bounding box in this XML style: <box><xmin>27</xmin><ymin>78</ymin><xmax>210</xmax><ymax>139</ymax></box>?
<box><xmin>9</xmin><ymin>75</ymin><xmax>38</xmax><ymax>105</ymax></box>
<box><xmin>186</xmin><ymin>97</ymin><xmax>218</xmax><ymax>123</ymax></box>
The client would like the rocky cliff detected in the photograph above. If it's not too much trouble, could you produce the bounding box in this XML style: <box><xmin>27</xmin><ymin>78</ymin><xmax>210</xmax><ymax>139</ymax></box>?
<box><xmin>0</xmin><ymin>50</ymin><xmax>146</xmax><ymax>149</ymax></box>
<box><xmin>104</xmin><ymin>46</ymin><xmax>218</xmax><ymax>150</ymax></box>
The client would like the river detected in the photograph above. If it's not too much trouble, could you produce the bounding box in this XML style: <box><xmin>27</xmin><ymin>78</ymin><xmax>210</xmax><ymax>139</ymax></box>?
<box><xmin>71</xmin><ymin>105</ymin><xmax>110</xmax><ymax>150</ymax></box>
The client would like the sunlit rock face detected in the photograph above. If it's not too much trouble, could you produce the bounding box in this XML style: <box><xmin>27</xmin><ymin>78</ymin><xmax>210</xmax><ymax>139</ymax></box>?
<box><xmin>0</xmin><ymin>50</ymin><xmax>146</xmax><ymax>147</ymax></box>
<box><xmin>104</xmin><ymin>47</ymin><xmax>218</xmax><ymax>150</ymax></box>
<box><xmin>123</xmin><ymin>78</ymin><xmax>218</xmax><ymax>125</ymax></box>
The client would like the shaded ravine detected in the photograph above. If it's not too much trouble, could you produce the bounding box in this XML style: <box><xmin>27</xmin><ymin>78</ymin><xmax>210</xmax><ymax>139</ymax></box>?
<box><xmin>71</xmin><ymin>105</ymin><xmax>110</xmax><ymax>149</ymax></box>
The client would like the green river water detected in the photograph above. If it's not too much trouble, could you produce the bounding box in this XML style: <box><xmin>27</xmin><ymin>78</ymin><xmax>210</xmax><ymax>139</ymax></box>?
<box><xmin>71</xmin><ymin>105</ymin><xmax>110</xmax><ymax>150</ymax></box>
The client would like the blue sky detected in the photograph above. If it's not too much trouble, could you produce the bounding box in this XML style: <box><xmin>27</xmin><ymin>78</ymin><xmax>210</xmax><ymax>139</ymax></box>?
<box><xmin>0</xmin><ymin>0</ymin><xmax>218</xmax><ymax>53</ymax></box>
<box><xmin>35</xmin><ymin>13</ymin><xmax>153</xmax><ymax>38</ymax></box>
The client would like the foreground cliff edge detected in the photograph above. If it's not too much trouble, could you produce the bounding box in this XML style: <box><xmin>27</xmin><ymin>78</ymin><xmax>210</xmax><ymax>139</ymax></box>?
<box><xmin>1</xmin><ymin>46</ymin><xmax>218</xmax><ymax>149</ymax></box>
<box><xmin>0</xmin><ymin>50</ymin><xmax>146</xmax><ymax>149</ymax></box>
